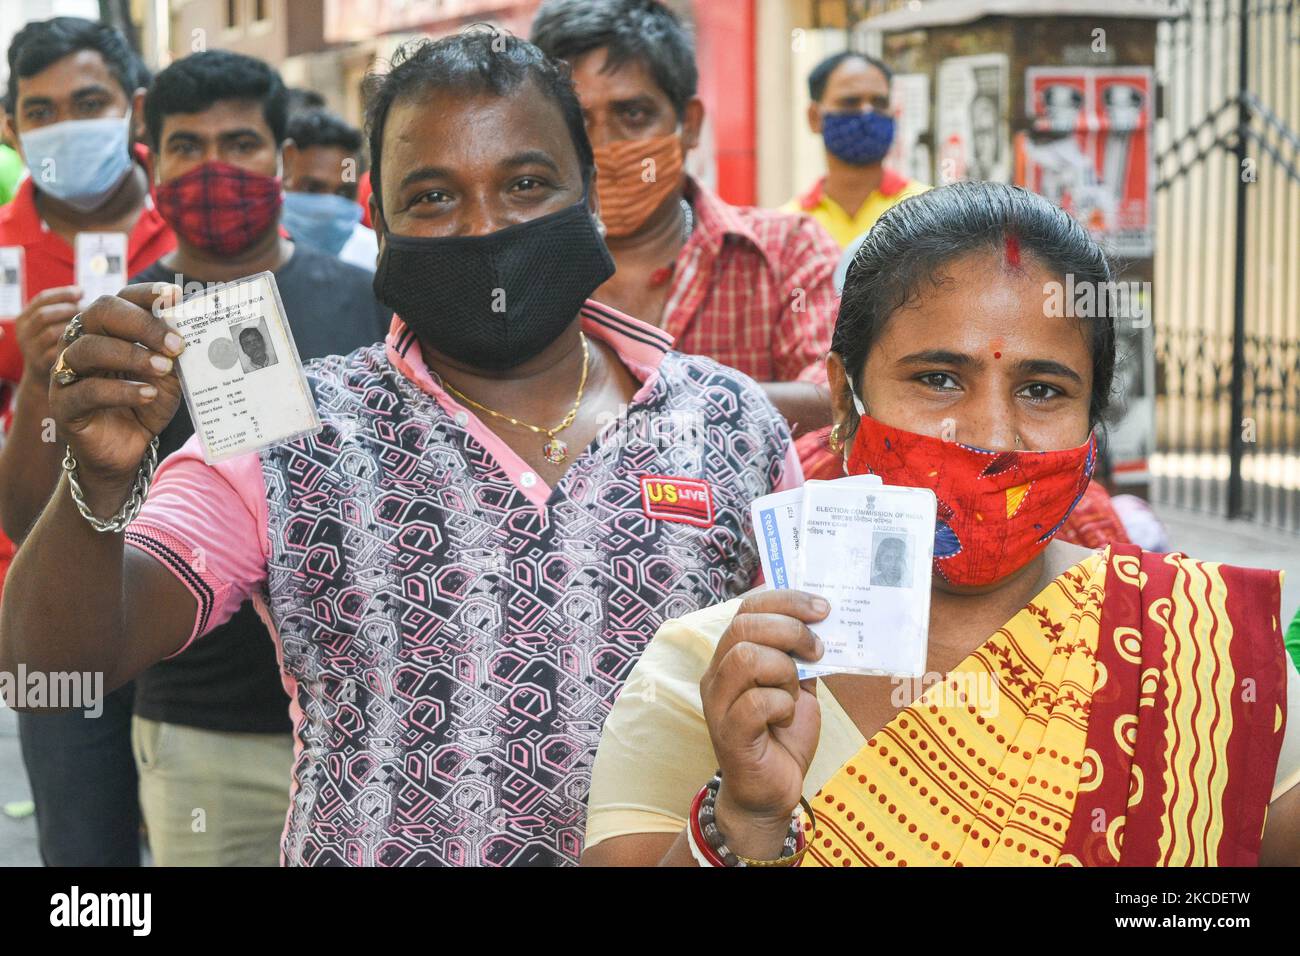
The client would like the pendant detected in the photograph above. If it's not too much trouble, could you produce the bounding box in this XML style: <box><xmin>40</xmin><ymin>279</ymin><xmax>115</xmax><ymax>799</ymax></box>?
<box><xmin>542</xmin><ymin>437</ymin><xmax>569</xmax><ymax>465</ymax></box>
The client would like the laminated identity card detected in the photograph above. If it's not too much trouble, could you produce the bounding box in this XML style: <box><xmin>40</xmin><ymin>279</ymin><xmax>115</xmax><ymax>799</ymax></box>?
<box><xmin>74</xmin><ymin>232</ymin><xmax>128</xmax><ymax>308</ymax></box>
<box><xmin>750</xmin><ymin>474</ymin><xmax>881</xmax><ymax>592</ymax></box>
<box><xmin>750</xmin><ymin>474</ymin><xmax>935</xmax><ymax>679</ymax></box>
<box><xmin>158</xmin><ymin>271</ymin><xmax>321</xmax><ymax>464</ymax></box>
<box><xmin>0</xmin><ymin>246</ymin><xmax>23</xmax><ymax>317</ymax></box>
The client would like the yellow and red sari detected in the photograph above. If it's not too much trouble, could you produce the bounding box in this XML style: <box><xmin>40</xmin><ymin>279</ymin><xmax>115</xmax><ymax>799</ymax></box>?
<box><xmin>804</xmin><ymin>543</ymin><xmax>1288</xmax><ymax>866</ymax></box>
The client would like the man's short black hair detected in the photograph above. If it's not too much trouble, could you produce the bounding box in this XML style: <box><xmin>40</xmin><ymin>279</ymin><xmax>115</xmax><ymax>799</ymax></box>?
<box><xmin>287</xmin><ymin>108</ymin><xmax>361</xmax><ymax>154</ymax></box>
<box><xmin>364</xmin><ymin>28</ymin><xmax>593</xmax><ymax>218</ymax></box>
<box><xmin>286</xmin><ymin>87</ymin><xmax>326</xmax><ymax>115</ymax></box>
<box><xmin>6</xmin><ymin>16</ymin><xmax>149</xmax><ymax>119</ymax></box>
<box><xmin>807</xmin><ymin>51</ymin><xmax>892</xmax><ymax>103</ymax></box>
<box><xmin>530</xmin><ymin>0</ymin><xmax>697</xmax><ymax>119</ymax></box>
<box><xmin>144</xmin><ymin>50</ymin><xmax>288</xmax><ymax>149</ymax></box>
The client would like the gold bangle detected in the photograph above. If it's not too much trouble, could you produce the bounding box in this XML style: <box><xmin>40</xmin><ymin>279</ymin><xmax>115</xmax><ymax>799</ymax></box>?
<box><xmin>734</xmin><ymin>797</ymin><xmax>817</xmax><ymax>868</ymax></box>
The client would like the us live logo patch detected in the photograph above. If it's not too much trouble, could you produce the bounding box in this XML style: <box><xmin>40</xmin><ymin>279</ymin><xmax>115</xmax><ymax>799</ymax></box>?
<box><xmin>640</xmin><ymin>476</ymin><xmax>714</xmax><ymax>528</ymax></box>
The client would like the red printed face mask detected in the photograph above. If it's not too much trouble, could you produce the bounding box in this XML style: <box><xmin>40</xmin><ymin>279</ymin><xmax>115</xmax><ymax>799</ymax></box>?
<box><xmin>845</xmin><ymin>397</ymin><xmax>1096</xmax><ymax>587</ymax></box>
<box><xmin>155</xmin><ymin>161</ymin><xmax>282</xmax><ymax>257</ymax></box>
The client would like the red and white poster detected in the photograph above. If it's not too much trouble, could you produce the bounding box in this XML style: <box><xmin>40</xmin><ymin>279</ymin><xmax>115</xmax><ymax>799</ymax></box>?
<box><xmin>1019</xmin><ymin>67</ymin><xmax>1154</xmax><ymax>257</ymax></box>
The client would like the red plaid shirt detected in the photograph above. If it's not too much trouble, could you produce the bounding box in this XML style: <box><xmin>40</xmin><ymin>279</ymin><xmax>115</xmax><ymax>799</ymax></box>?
<box><xmin>661</xmin><ymin>177</ymin><xmax>840</xmax><ymax>385</ymax></box>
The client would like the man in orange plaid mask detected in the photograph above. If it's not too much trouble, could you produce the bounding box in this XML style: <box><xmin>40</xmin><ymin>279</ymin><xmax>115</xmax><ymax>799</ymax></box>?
<box><xmin>532</xmin><ymin>0</ymin><xmax>842</xmax><ymax>438</ymax></box>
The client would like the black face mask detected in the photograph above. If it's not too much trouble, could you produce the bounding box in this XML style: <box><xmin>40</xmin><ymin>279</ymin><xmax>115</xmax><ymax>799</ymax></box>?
<box><xmin>372</xmin><ymin>181</ymin><xmax>615</xmax><ymax>371</ymax></box>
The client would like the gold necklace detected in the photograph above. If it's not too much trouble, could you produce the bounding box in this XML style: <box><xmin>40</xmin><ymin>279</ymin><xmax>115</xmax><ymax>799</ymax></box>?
<box><xmin>443</xmin><ymin>333</ymin><xmax>591</xmax><ymax>465</ymax></box>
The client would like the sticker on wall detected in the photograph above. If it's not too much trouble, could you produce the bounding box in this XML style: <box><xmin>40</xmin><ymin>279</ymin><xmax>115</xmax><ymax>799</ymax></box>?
<box><xmin>886</xmin><ymin>73</ymin><xmax>932</xmax><ymax>186</ymax></box>
<box><xmin>1019</xmin><ymin>66</ymin><xmax>1155</xmax><ymax>257</ymax></box>
<box><xmin>935</xmin><ymin>53</ymin><xmax>1011</xmax><ymax>184</ymax></box>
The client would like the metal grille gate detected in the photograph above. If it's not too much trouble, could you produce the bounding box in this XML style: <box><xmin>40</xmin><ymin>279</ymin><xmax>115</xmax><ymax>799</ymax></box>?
<box><xmin>1153</xmin><ymin>0</ymin><xmax>1300</xmax><ymax>532</ymax></box>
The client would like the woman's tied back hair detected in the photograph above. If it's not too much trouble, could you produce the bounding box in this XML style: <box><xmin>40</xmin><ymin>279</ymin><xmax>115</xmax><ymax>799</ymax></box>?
<box><xmin>831</xmin><ymin>180</ymin><xmax>1117</xmax><ymax>426</ymax></box>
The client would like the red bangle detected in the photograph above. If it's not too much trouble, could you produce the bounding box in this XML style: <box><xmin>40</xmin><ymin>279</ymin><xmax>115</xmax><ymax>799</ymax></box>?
<box><xmin>688</xmin><ymin>782</ymin><xmax>726</xmax><ymax>867</ymax></box>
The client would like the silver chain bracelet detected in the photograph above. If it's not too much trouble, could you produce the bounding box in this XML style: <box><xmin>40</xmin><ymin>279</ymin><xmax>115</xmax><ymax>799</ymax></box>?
<box><xmin>63</xmin><ymin>438</ymin><xmax>160</xmax><ymax>533</ymax></box>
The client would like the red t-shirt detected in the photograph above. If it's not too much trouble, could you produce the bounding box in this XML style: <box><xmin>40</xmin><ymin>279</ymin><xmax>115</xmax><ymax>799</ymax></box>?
<box><xmin>0</xmin><ymin>144</ymin><xmax>175</xmax><ymax>588</ymax></box>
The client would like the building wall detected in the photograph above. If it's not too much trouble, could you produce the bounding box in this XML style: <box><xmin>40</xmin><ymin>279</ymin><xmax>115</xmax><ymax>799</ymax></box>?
<box><xmin>322</xmin><ymin>0</ymin><xmax>536</xmax><ymax>43</ymax></box>
<box><xmin>756</xmin><ymin>1</ymin><xmax>856</xmax><ymax>209</ymax></box>
<box><xmin>170</xmin><ymin>0</ymin><xmax>289</xmax><ymax>62</ymax></box>
<box><xmin>285</xmin><ymin>0</ymin><xmax>323</xmax><ymax>57</ymax></box>
<box><xmin>1</xmin><ymin>0</ymin><xmax>102</xmax><ymax>88</ymax></box>
<box><xmin>693</xmin><ymin>0</ymin><xmax>756</xmax><ymax>204</ymax></box>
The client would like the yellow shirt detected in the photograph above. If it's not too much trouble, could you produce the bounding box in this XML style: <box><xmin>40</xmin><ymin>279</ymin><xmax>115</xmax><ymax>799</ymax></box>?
<box><xmin>782</xmin><ymin>170</ymin><xmax>931</xmax><ymax>248</ymax></box>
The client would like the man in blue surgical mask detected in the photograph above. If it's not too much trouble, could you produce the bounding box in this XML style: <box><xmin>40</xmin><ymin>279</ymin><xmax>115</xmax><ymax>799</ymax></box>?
<box><xmin>0</xmin><ymin>15</ymin><xmax>175</xmax><ymax>868</ymax></box>
<box><xmin>281</xmin><ymin>108</ymin><xmax>378</xmax><ymax>272</ymax></box>
<box><xmin>783</xmin><ymin>52</ymin><xmax>929</xmax><ymax>249</ymax></box>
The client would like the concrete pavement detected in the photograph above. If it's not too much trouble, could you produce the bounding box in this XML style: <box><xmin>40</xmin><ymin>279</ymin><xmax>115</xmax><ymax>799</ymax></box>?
<box><xmin>1153</xmin><ymin>504</ymin><xmax>1300</xmax><ymax>627</ymax></box>
<box><xmin>0</xmin><ymin>705</ymin><xmax>37</xmax><ymax>866</ymax></box>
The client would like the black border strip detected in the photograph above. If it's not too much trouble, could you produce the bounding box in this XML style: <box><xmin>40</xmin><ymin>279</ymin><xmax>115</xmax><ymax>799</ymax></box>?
<box><xmin>581</xmin><ymin>310</ymin><xmax>671</xmax><ymax>354</ymax></box>
<box><xmin>124</xmin><ymin>531</ymin><xmax>214</xmax><ymax>637</ymax></box>
<box><xmin>581</xmin><ymin>301</ymin><xmax>674</xmax><ymax>349</ymax></box>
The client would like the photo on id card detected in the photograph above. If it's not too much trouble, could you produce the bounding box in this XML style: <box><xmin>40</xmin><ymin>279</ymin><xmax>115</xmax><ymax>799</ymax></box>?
<box><xmin>796</xmin><ymin>482</ymin><xmax>936</xmax><ymax>679</ymax></box>
<box><xmin>159</xmin><ymin>271</ymin><xmax>320</xmax><ymax>464</ymax></box>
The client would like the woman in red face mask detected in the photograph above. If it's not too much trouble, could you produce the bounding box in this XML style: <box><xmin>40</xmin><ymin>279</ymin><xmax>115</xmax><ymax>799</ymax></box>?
<box><xmin>579</xmin><ymin>181</ymin><xmax>1300</xmax><ymax>868</ymax></box>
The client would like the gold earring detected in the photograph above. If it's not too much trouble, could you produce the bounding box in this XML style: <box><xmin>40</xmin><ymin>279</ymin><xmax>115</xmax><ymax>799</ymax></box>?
<box><xmin>828</xmin><ymin>424</ymin><xmax>845</xmax><ymax>453</ymax></box>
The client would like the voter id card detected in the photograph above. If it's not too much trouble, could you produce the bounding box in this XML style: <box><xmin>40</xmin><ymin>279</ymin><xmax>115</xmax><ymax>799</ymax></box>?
<box><xmin>750</xmin><ymin>474</ymin><xmax>880</xmax><ymax>593</ymax></box>
<box><xmin>159</xmin><ymin>271</ymin><xmax>321</xmax><ymax>464</ymax></box>
<box><xmin>0</xmin><ymin>246</ymin><xmax>23</xmax><ymax>317</ymax></box>
<box><xmin>74</xmin><ymin>232</ymin><xmax>128</xmax><ymax>308</ymax></box>
<box><xmin>749</xmin><ymin>475</ymin><xmax>934</xmax><ymax>679</ymax></box>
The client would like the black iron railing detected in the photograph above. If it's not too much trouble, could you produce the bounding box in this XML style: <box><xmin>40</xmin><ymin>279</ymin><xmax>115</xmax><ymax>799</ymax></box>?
<box><xmin>1154</xmin><ymin>0</ymin><xmax>1300</xmax><ymax>533</ymax></box>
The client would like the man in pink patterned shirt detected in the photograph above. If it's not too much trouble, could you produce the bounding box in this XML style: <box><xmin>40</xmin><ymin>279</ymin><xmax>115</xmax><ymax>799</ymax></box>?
<box><xmin>0</xmin><ymin>32</ymin><xmax>799</xmax><ymax>866</ymax></box>
<box><xmin>532</xmin><ymin>0</ymin><xmax>841</xmax><ymax>436</ymax></box>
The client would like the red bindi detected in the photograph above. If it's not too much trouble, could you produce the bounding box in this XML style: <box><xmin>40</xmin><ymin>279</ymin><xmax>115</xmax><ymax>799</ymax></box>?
<box><xmin>994</xmin><ymin>351</ymin><xmax>1002</xmax><ymax>359</ymax></box>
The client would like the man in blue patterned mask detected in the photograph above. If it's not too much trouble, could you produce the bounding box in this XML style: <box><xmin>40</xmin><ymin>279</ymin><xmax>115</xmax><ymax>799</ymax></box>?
<box><xmin>783</xmin><ymin>52</ymin><xmax>929</xmax><ymax>249</ymax></box>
